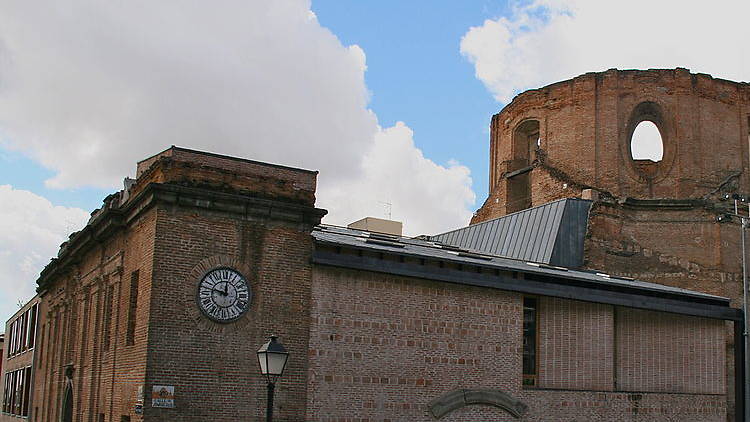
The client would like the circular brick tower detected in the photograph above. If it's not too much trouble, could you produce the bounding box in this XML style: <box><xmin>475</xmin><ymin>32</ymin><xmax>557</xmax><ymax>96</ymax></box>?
<box><xmin>474</xmin><ymin>68</ymin><xmax>750</xmax><ymax>419</ymax></box>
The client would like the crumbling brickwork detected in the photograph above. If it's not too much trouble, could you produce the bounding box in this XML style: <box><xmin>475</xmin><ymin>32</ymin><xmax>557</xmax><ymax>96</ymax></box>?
<box><xmin>474</xmin><ymin>68</ymin><xmax>750</xmax><ymax>420</ymax></box>
<box><xmin>476</xmin><ymin>68</ymin><xmax>750</xmax><ymax>222</ymax></box>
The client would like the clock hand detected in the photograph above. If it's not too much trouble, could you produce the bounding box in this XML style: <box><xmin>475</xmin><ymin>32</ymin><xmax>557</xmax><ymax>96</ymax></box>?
<box><xmin>212</xmin><ymin>286</ymin><xmax>228</xmax><ymax>296</ymax></box>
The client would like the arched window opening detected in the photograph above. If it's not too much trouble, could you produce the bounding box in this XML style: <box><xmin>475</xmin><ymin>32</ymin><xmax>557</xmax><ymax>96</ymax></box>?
<box><xmin>507</xmin><ymin>120</ymin><xmax>540</xmax><ymax>214</ymax></box>
<box><xmin>630</xmin><ymin>120</ymin><xmax>663</xmax><ymax>162</ymax></box>
<box><xmin>513</xmin><ymin>120</ymin><xmax>541</xmax><ymax>165</ymax></box>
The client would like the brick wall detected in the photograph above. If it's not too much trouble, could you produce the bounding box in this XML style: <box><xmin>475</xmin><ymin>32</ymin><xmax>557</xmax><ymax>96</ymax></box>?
<box><xmin>26</xmin><ymin>147</ymin><xmax>323</xmax><ymax>422</ymax></box>
<box><xmin>0</xmin><ymin>298</ymin><xmax>41</xmax><ymax>421</ymax></box>
<box><xmin>481</xmin><ymin>68</ymin><xmax>750</xmax><ymax>209</ymax></box>
<box><xmin>132</xmin><ymin>146</ymin><xmax>318</xmax><ymax>205</ymax></box>
<box><xmin>143</xmin><ymin>206</ymin><xmax>316</xmax><ymax>421</ymax></box>
<box><xmin>616</xmin><ymin>307</ymin><xmax>725</xmax><ymax>394</ymax></box>
<box><xmin>31</xmin><ymin>207</ymin><xmax>156</xmax><ymax>422</ymax></box>
<box><xmin>473</xmin><ymin>68</ymin><xmax>747</xmax><ymax>418</ymax></box>
<box><xmin>537</xmin><ymin>297</ymin><xmax>614</xmax><ymax>391</ymax></box>
<box><xmin>308</xmin><ymin>266</ymin><xmax>727</xmax><ymax>421</ymax></box>
<box><xmin>308</xmin><ymin>267</ymin><xmax>521</xmax><ymax>421</ymax></box>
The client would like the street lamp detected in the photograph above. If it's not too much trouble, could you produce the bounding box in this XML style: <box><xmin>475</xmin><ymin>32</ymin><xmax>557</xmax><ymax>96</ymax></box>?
<box><xmin>257</xmin><ymin>335</ymin><xmax>289</xmax><ymax>422</ymax></box>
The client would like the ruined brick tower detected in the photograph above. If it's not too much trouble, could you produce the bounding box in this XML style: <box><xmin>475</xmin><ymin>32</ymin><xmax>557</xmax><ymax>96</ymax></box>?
<box><xmin>473</xmin><ymin>68</ymin><xmax>750</xmax><ymax>419</ymax></box>
<box><xmin>475</xmin><ymin>68</ymin><xmax>750</xmax><ymax>296</ymax></box>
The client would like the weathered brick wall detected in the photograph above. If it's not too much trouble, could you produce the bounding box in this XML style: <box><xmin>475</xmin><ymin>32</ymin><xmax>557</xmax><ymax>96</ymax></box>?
<box><xmin>133</xmin><ymin>147</ymin><xmax>318</xmax><ymax>205</ymax></box>
<box><xmin>308</xmin><ymin>266</ymin><xmax>727</xmax><ymax>421</ymax></box>
<box><xmin>23</xmin><ymin>147</ymin><xmax>323</xmax><ymax>422</ymax></box>
<box><xmin>143</xmin><ymin>206</ymin><xmax>316</xmax><ymax>421</ymax></box>
<box><xmin>482</xmin><ymin>68</ymin><xmax>750</xmax><ymax>209</ymax></box>
<box><xmin>32</xmin><ymin>207</ymin><xmax>156</xmax><ymax>422</ymax></box>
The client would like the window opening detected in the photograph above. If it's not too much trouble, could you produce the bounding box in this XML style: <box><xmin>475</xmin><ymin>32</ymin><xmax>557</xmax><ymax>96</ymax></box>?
<box><xmin>508</xmin><ymin>120</ymin><xmax>540</xmax><ymax>214</ymax></box>
<box><xmin>522</xmin><ymin>297</ymin><xmax>538</xmax><ymax>387</ymax></box>
<box><xmin>527</xmin><ymin>132</ymin><xmax>540</xmax><ymax>163</ymax></box>
<box><xmin>631</xmin><ymin>120</ymin><xmax>663</xmax><ymax>162</ymax></box>
<box><xmin>126</xmin><ymin>270</ymin><xmax>139</xmax><ymax>346</ymax></box>
<box><xmin>27</xmin><ymin>304</ymin><xmax>37</xmax><ymax>349</ymax></box>
<box><xmin>62</xmin><ymin>383</ymin><xmax>73</xmax><ymax>422</ymax></box>
<box><xmin>103</xmin><ymin>284</ymin><xmax>114</xmax><ymax>351</ymax></box>
<box><xmin>22</xmin><ymin>367</ymin><xmax>31</xmax><ymax>416</ymax></box>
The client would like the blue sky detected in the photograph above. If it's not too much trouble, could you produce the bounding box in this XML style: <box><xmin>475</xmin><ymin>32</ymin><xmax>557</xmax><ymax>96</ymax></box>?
<box><xmin>0</xmin><ymin>0</ymin><xmax>747</xmax><ymax>321</ymax></box>
<box><xmin>312</xmin><ymin>0</ymin><xmax>513</xmax><ymax>199</ymax></box>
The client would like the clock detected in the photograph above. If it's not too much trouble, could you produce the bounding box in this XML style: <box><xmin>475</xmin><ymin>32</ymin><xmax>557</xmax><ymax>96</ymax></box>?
<box><xmin>196</xmin><ymin>267</ymin><xmax>251</xmax><ymax>323</ymax></box>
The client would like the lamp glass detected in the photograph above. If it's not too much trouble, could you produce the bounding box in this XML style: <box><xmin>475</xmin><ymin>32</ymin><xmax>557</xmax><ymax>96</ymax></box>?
<box><xmin>257</xmin><ymin>336</ymin><xmax>289</xmax><ymax>379</ymax></box>
<box><xmin>266</xmin><ymin>351</ymin><xmax>288</xmax><ymax>376</ymax></box>
<box><xmin>258</xmin><ymin>352</ymin><xmax>268</xmax><ymax>375</ymax></box>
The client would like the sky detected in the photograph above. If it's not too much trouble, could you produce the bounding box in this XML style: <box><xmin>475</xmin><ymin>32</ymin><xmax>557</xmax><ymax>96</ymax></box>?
<box><xmin>0</xmin><ymin>0</ymin><xmax>748</xmax><ymax>321</ymax></box>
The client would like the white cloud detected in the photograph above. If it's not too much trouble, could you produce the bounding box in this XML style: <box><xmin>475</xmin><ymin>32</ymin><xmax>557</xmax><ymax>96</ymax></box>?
<box><xmin>0</xmin><ymin>185</ymin><xmax>89</xmax><ymax>321</ymax></box>
<box><xmin>461</xmin><ymin>0</ymin><xmax>750</xmax><ymax>104</ymax></box>
<box><xmin>318</xmin><ymin>122</ymin><xmax>475</xmax><ymax>236</ymax></box>
<box><xmin>0</xmin><ymin>1</ymin><xmax>475</xmax><ymax>237</ymax></box>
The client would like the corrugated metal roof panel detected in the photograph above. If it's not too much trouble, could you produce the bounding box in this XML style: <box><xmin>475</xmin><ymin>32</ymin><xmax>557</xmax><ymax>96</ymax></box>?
<box><xmin>431</xmin><ymin>199</ymin><xmax>587</xmax><ymax>266</ymax></box>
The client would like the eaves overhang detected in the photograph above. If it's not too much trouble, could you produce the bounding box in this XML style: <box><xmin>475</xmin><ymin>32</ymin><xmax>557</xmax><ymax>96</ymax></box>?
<box><xmin>312</xmin><ymin>226</ymin><xmax>740</xmax><ymax>321</ymax></box>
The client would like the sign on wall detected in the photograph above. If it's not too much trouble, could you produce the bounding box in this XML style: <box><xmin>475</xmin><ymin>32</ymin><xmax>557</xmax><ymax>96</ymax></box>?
<box><xmin>152</xmin><ymin>385</ymin><xmax>175</xmax><ymax>408</ymax></box>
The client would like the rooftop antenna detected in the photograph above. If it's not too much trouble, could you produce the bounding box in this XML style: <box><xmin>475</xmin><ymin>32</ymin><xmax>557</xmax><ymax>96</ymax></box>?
<box><xmin>378</xmin><ymin>201</ymin><xmax>392</xmax><ymax>220</ymax></box>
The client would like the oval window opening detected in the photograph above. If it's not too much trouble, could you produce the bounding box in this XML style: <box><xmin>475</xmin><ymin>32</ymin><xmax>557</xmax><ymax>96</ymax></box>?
<box><xmin>631</xmin><ymin>121</ymin><xmax>663</xmax><ymax>162</ymax></box>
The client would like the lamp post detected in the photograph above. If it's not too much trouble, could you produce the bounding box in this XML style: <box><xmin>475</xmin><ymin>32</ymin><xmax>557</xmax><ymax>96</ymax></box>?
<box><xmin>257</xmin><ymin>335</ymin><xmax>289</xmax><ymax>422</ymax></box>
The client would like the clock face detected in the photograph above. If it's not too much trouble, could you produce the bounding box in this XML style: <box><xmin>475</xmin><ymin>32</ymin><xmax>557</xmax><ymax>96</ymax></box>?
<box><xmin>197</xmin><ymin>267</ymin><xmax>251</xmax><ymax>323</ymax></box>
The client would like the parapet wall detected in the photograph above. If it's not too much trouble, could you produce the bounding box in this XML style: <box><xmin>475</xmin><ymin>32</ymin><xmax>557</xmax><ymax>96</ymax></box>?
<box><xmin>134</xmin><ymin>146</ymin><xmax>318</xmax><ymax>206</ymax></box>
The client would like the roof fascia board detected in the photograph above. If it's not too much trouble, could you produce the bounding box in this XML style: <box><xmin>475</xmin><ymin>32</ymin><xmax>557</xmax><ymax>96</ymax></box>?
<box><xmin>312</xmin><ymin>249</ymin><xmax>740</xmax><ymax>321</ymax></box>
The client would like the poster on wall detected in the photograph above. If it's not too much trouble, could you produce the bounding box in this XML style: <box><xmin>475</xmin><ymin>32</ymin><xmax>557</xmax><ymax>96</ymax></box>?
<box><xmin>151</xmin><ymin>385</ymin><xmax>175</xmax><ymax>408</ymax></box>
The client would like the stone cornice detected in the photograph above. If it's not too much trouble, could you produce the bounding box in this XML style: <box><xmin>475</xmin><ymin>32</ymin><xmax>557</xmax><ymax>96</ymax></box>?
<box><xmin>37</xmin><ymin>182</ymin><xmax>326</xmax><ymax>293</ymax></box>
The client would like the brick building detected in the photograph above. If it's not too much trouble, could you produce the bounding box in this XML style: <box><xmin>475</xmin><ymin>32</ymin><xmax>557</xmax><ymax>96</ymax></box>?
<box><xmin>1</xmin><ymin>297</ymin><xmax>40</xmax><ymax>419</ymax></box>
<box><xmin>1</xmin><ymin>68</ymin><xmax>747</xmax><ymax>421</ymax></box>
<box><xmin>471</xmin><ymin>67</ymin><xmax>750</xmax><ymax>419</ymax></box>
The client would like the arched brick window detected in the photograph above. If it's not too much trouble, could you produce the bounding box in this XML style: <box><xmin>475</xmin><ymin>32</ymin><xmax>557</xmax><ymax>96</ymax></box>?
<box><xmin>507</xmin><ymin>120</ymin><xmax>539</xmax><ymax>213</ymax></box>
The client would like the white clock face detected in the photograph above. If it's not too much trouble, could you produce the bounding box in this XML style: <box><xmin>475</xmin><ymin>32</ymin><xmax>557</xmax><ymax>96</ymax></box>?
<box><xmin>197</xmin><ymin>267</ymin><xmax>251</xmax><ymax>323</ymax></box>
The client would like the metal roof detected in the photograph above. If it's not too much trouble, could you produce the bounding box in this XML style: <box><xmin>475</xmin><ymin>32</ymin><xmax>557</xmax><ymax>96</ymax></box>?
<box><xmin>430</xmin><ymin>198</ymin><xmax>591</xmax><ymax>267</ymax></box>
<box><xmin>312</xmin><ymin>224</ymin><xmax>730</xmax><ymax>305</ymax></box>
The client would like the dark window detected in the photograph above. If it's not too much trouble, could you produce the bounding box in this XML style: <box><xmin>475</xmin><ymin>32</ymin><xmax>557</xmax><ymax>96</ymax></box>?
<box><xmin>126</xmin><ymin>270</ymin><xmax>139</xmax><ymax>346</ymax></box>
<box><xmin>62</xmin><ymin>383</ymin><xmax>73</xmax><ymax>422</ymax></box>
<box><xmin>19</xmin><ymin>310</ymin><xmax>27</xmax><ymax>353</ymax></box>
<box><xmin>22</xmin><ymin>367</ymin><xmax>31</xmax><ymax>416</ymax></box>
<box><xmin>522</xmin><ymin>297</ymin><xmax>538</xmax><ymax>386</ymax></box>
<box><xmin>27</xmin><ymin>304</ymin><xmax>37</xmax><ymax>350</ymax></box>
<box><xmin>99</xmin><ymin>413</ymin><xmax>106</xmax><ymax>422</ymax></box>
<box><xmin>2</xmin><ymin>372</ymin><xmax>9</xmax><ymax>413</ymax></box>
<box><xmin>121</xmin><ymin>416</ymin><xmax>131</xmax><ymax>422</ymax></box>
<box><xmin>11</xmin><ymin>319</ymin><xmax>18</xmax><ymax>355</ymax></box>
<box><xmin>103</xmin><ymin>284</ymin><xmax>114</xmax><ymax>351</ymax></box>
<box><xmin>12</xmin><ymin>369</ymin><xmax>19</xmax><ymax>414</ymax></box>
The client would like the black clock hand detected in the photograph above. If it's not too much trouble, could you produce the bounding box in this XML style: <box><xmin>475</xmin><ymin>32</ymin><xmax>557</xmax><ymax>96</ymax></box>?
<box><xmin>212</xmin><ymin>285</ymin><xmax>228</xmax><ymax>296</ymax></box>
